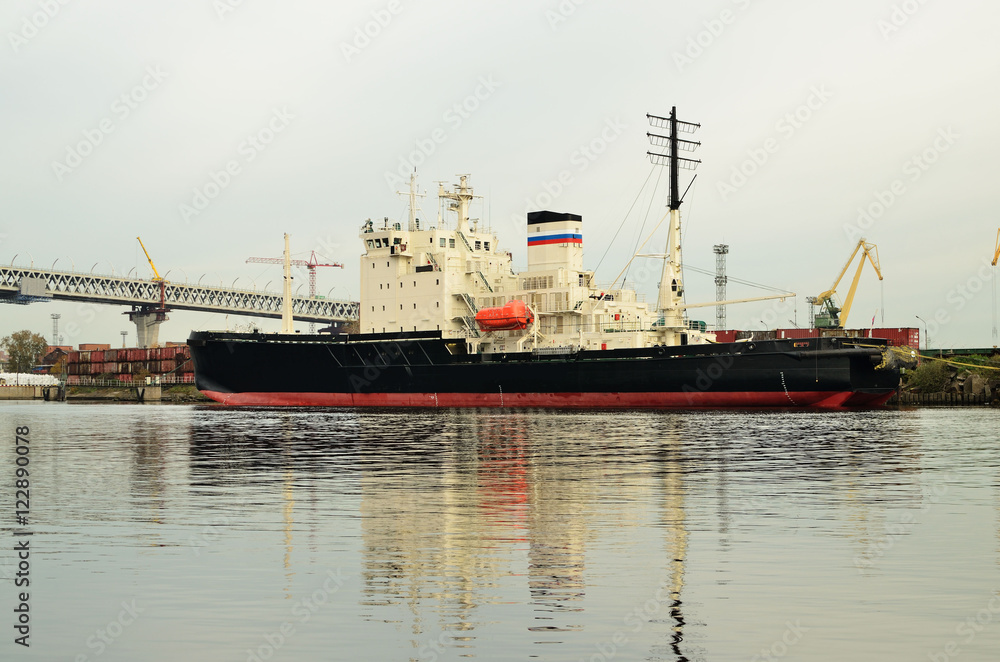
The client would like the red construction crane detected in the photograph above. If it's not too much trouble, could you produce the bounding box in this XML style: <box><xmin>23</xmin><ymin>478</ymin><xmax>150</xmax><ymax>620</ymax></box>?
<box><xmin>246</xmin><ymin>251</ymin><xmax>344</xmax><ymax>299</ymax></box>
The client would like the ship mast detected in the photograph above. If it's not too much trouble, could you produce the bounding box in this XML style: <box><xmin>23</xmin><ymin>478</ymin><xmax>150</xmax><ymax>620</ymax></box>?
<box><xmin>439</xmin><ymin>175</ymin><xmax>475</xmax><ymax>233</ymax></box>
<box><xmin>398</xmin><ymin>171</ymin><xmax>425</xmax><ymax>231</ymax></box>
<box><xmin>281</xmin><ymin>233</ymin><xmax>294</xmax><ymax>333</ymax></box>
<box><xmin>647</xmin><ymin>108</ymin><xmax>701</xmax><ymax>333</ymax></box>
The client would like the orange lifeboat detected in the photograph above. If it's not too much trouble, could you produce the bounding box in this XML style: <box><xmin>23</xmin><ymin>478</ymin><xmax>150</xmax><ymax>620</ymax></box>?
<box><xmin>475</xmin><ymin>299</ymin><xmax>534</xmax><ymax>331</ymax></box>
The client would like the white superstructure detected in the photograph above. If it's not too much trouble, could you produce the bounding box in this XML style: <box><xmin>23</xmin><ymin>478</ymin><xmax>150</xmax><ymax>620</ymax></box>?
<box><xmin>358</xmin><ymin>175</ymin><xmax>711</xmax><ymax>353</ymax></box>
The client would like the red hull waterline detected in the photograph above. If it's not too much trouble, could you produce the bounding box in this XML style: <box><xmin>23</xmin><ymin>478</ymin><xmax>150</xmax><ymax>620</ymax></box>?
<box><xmin>201</xmin><ymin>389</ymin><xmax>896</xmax><ymax>409</ymax></box>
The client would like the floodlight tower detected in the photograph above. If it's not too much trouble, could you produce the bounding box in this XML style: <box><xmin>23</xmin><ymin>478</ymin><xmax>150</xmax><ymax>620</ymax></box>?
<box><xmin>51</xmin><ymin>313</ymin><xmax>61</xmax><ymax>346</ymax></box>
<box><xmin>713</xmin><ymin>244</ymin><xmax>729</xmax><ymax>330</ymax></box>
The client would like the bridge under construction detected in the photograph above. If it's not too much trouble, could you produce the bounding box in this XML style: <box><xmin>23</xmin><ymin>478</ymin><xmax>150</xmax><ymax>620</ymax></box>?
<box><xmin>0</xmin><ymin>265</ymin><xmax>359</xmax><ymax>347</ymax></box>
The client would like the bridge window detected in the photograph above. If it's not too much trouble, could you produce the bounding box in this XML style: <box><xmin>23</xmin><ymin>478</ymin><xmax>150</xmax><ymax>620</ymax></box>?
<box><xmin>367</xmin><ymin>240</ymin><xmax>374</xmax><ymax>249</ymax></box>
<box><xmin>440</xmin><ymin>238</ymin><xmax>446</xmax><ymax>247</ymax></box>
<box><xmin>484</xmin><ymin>241</ymin><xmax>490</xmax><ymax>251</ymax></box>
<box><xmin>449</xmin><ymin>239</ymin><xmax>455</xmax><ymax>248</ymax></box>
<box><xmin>475</xmin><ymin>241</ymin><xmax>481</xmax><ymax>250</ymax></box>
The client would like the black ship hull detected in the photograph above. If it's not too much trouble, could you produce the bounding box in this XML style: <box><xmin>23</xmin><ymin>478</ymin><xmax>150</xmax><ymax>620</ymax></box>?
<box><xmin>187</xmin><ymin>331</ymin><xmax>900</xmax><ymax>408</ymax></box>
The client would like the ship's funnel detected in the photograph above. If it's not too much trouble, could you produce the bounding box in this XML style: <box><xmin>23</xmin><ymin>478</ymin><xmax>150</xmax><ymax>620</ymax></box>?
<box><xmin>526</xmin><ymin>211</ymin><xmax>582</xmax><ymax>272</ymax></box>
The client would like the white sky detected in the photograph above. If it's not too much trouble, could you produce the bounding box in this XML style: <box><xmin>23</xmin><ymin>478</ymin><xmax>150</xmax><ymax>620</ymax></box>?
<box><xmin>2</xmin><ymin>0</ymin><xmax>998</xmax><ymax>349</ymax></box>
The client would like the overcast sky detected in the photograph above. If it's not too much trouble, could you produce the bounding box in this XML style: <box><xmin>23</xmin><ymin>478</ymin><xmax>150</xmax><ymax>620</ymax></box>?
<box><xmin>2</xmin><ymin>0</ymin><xmax>998</xmax><ymax>349</ymax></box>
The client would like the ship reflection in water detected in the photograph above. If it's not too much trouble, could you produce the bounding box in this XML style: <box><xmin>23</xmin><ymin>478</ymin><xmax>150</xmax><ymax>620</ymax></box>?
<box><xmin>187</xmin><ymin>407</ymin><xmax>929</xmax><ymax>661</ymax></box>
<box><xmin>11</xmin><ymin>404</ymin><xmax>1000</xmax><ymax>661</ymax></box>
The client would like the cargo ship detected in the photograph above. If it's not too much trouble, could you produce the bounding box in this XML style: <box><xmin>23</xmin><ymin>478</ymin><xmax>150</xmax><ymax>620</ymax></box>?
<box><xmin>188</xmin><ymin>110</ymin><xmax>902</xmax><ymax>408</ymax></box>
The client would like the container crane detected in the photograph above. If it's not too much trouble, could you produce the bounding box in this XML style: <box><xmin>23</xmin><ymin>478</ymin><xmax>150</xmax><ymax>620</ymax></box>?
<box><xmin>813</xmin><ymin>239</ymin><xmax>882</xmax><ymax>329</ymax></box>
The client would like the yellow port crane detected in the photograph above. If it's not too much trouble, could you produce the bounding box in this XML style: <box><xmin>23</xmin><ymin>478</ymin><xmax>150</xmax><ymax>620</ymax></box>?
<box><xmin>992</xmin><ymin>228</ymin><xmax>1000</xmax><ymax>266</ymax></box>
<box><xmin>813</xmin><ymin>239</ymin><xmax>882</xmax><ymax>329</ymax></box>
<box><xmin>137</xmin><ymin>236</ymin><xmax>165</xmax><ymax>282</ymax></box>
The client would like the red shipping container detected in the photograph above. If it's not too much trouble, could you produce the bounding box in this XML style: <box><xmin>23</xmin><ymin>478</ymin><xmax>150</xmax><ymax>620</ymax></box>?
<box><xmin>776</xmin><ymin>328</ymin><xmax>819</xmax><ymax>339</ymax></box>
<box><xmin>712</xmin><ymin>330</ymin><xmax>738</xmax><ymax>343</ymax></box>
<box><xmin>868</xmin><ymin>327</ymin><xmax>920</xmax><ymax>348</ymax></box>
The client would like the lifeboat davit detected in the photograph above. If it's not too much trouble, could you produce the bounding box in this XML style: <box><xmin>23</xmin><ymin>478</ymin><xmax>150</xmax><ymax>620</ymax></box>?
<box><xmin>475</xmin><ymin>299</ymin><xmax>534</xmax><ymax>331</ymax></box>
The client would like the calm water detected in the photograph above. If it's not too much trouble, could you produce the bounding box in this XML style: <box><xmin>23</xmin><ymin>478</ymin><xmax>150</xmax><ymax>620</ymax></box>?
<box><xmin>1</xmin><ymin>402</ymin><xmax>999</xmax><ymax>661</ymax></box>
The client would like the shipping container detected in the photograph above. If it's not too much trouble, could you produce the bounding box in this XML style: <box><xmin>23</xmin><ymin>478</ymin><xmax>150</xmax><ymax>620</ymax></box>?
<box><xmin>869</xmin><ymin>327</ymin><xmax>920</xmax><ymax>348</ymax></box>
<box><xmin>775</xmin><ymin>328</ymin><xmax>819</xmax><ymax>339</ymax></box>
<box><xmin>712</xmin><ymin>330</ymin><xmax>738</xmax><ymax>343</ymax></box>
<box><xmin>79</xmin><ymin>343</ymin><xmax>111</xmax><ymax>351</ymax></box>
<box><xmin>79</xmin><ymin>351</ymin><xmax>91</xmax><ymax>363</ymax></box>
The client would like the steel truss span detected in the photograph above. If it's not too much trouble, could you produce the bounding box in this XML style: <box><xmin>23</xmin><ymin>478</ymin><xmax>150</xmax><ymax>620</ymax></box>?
<box><xmin>0</xmin><ymin>266</ymin><xmax>359</xmax><ymax>322</ymax></box>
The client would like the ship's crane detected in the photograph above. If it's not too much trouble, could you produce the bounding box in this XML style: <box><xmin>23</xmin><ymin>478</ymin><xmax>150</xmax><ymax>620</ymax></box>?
<box><xmin>245</xmin><ymin>251</ymin><xmax>344</xmax><ymax>300</ymax></box>
<box><xmin>992</xmin><ymin>228</ymin><xmax>1000</xmax><ymax>266</ymax></box>
<box><xmin>813</xmin><ymin>239</ymin><xmax>882</xmax><ymax>329</ymax></box>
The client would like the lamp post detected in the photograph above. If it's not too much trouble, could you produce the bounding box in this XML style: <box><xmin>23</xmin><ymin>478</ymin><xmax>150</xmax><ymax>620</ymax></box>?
<box><xmin>915</xmin><ymin>315</ymin><xmax>928</xmax><ymax>351</ymax></box>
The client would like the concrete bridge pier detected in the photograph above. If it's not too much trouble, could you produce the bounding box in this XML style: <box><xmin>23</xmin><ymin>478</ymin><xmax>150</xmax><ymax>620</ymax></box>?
<box><xmin>127</xmin><ymin>306</ymin><xmax>168</xmax><ymax>348</ymax></box>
